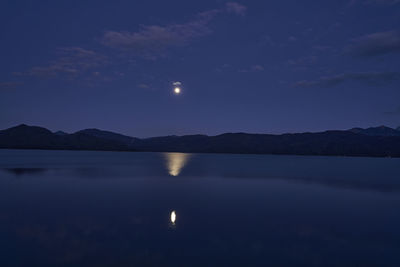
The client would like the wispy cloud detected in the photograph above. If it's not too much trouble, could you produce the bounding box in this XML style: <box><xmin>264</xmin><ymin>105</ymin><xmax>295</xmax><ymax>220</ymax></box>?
<box><xmin>366</xmin><ymin>0</ymin><xmax>400</xmax><ymax>3</ymax></box>
<box><xmin>0</xmin><ymin>81</ymin><xmax>23</xmax><ymax>90</ymax></box>
<box><xmin>294</xmin><ymin>71</ymin><xmax>400</xmax><ymax>88</ymax></box>
<box><xmin>287</xmin><ymin>56</ymin><xmax>318</xmax><ymax>69</ymax></box>
<box><xmin>313</xmin><ymin>45</ymin><xmax>333</xmax><ymax>52</ymax></box>
<box><xmin>26</xmin><ymin>47</ymin><xmax>108</xmax><ymax>78</ymax></box>
<box><xmin>225</xmin><ymin>2</ymin><xmax>247</xmax><ymax>16</ymax></box>
<box><xmin>101</xmin><ymin>3</ymin><xmax>246</xmax><ymax>59</ymax></box>
<box><xmin>346</xmin><ymin>30</ymin><xmax>400</xmax><ymax>57</ymax></box>
<box><xmin>348</xmin><ymin>0</ymin><xmax>400</xmax><ymax>6</ymax></box>
<box><xmin>214</xmin><ymin>63</ymin><xmax>232</xmax><ymax>73</ymax></box>
<box><xmin>137</xmin><ymin>83</ymin><xmax>151</xmax><ymax>89</ymax></box>
<box><xmin>384</xmin><ymin>106</ymin><xmax>400</xmax><ymax>115</ymax></box>
<box><xmin>239</xmin><ymin>65</ymin><xmax>264</xmax><ymax>73</ymax></box>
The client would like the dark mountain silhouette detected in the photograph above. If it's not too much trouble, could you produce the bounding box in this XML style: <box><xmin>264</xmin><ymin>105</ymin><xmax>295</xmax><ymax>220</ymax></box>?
<box><xmin>134</xmin><ymin>131</ymin><xmax>400</xmax><ymax>157</ymax></box>
<box><xmin>0</xmin><ymin>124</ymin><xmax>129</xmax><ymax>151</ymax></box>
<box><xmin>349</xmin><ymin>126</ymin><xmax>400</xmax><ymax>136</ymax></box>
<box><xmin>397</xmin><ymin>126</ymin><xmax>400</xmax><ymax>131</ymax></box>
<box><xmin>1</xmin><ymin>124</ymin><xmax>400</xmax><ymax>157</ymax></box>
<box><xmin>54</xmin><ymin>131</ymin><xmax>68</xmax><ymax>136</ymax></box>
<box><xmin>76</xmin><ymin>129</ymin><xmax>139</xmax><ymax>146</ymax></box>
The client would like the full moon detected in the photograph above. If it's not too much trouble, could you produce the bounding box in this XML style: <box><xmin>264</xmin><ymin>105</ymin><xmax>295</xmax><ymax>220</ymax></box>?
<box><xmin>173</xmin><ymin>81</ymin><xmax>182</xmax><ymax>95</ymax></box>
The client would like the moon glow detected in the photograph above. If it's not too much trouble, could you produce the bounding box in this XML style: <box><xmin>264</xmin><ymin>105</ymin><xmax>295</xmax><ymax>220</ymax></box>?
<box><xmin>173</xmin><ymin>81</ymin><xmax>182</xmax><ymax>95</ymax></box>
<box><xmin>170</xmin><ymin>210</ymin><xmax>177</xmax><ymax>224</ymax></box>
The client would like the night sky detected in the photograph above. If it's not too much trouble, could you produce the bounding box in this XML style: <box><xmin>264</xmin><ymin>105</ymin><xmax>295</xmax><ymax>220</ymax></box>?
<box><xmin>1</xmin><ymin>0</ymin><xmax>399</xmax><ymax>137</ymax></box>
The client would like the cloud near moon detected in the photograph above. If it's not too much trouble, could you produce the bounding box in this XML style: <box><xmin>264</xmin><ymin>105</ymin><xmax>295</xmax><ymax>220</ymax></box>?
<box><xmin>173</xmin><ymin>81</ymin><xmax>182</xmax><ymax>86</ymax></box>
<box><xmin>173</xmin><ymin>82</ymin><xmax>182</xmax><ymax>94</ymax></box>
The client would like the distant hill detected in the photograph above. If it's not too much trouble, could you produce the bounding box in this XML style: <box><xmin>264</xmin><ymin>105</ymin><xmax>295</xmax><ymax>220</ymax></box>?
<box><xmin>76</xmin><ymin>129</ymin><xmax>139</xmax><ymax>146</ymax></box>
<box><xmin>54</xmin><ymin>131</ymin><xmax>68</xmax><ymax>136</ymax></box>
<box><xmin>134</xmin><ymin>131</ymin><xmax>400</xmax><ymax>157</ymax></box>
<box><xmin>0</xmin><ymin>124</ymin><xmax>129</xmax><ymax>151</ymax></box>
<box><xmin>1</xmin><ymin>124</ymin><xmax>400</xmax><ymax>157</ymax></box>
<box><xmin>349</xmin><ymin>126</ymin><xmax>400</xmax><ymax>136</ymax></box>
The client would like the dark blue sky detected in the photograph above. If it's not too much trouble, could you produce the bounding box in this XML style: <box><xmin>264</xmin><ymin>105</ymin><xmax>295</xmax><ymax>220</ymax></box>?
<box><xmin>1</xmin><ymin>0</ymin><xmax>399</xmax><ymax>137</ymax></box>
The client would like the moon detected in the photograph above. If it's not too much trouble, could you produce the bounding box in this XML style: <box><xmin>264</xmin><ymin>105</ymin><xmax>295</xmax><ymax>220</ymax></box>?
<box><xmin>174</xmin><ymin>87</ymin><xmax>181</xmax><ymax>94</ymax></box>
<box><xmin>173</xmin><ymin>81</ymin><xmax>182</xmax><ymax>95</ymax></box>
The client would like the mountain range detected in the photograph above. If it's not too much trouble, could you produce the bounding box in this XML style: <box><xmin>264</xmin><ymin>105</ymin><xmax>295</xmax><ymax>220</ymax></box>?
<box><xmin>1</xmin><ymin>124</ymin><xmax>400</xmax><ymax>157</ymax></box>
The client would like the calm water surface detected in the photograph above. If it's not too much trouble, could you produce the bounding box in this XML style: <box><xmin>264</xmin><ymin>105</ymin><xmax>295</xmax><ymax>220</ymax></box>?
<box><xmin>0</xmin><ymin>149</ymin><xmax>400</xmax><ymax>266</ymax></box>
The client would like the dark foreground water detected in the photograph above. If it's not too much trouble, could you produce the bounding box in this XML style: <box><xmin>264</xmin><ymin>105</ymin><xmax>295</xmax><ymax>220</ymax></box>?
<box><xmin>0</xmin><ymin>149</ymin><xmax>400</xmax><ymax>266</ymax></box>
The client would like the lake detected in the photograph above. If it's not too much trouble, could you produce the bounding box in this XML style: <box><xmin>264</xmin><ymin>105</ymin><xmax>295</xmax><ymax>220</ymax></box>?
<box><xmin>0</xmin><ymin>149</ymin><xmax>400</xmax><ymax>266</ymax></box>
